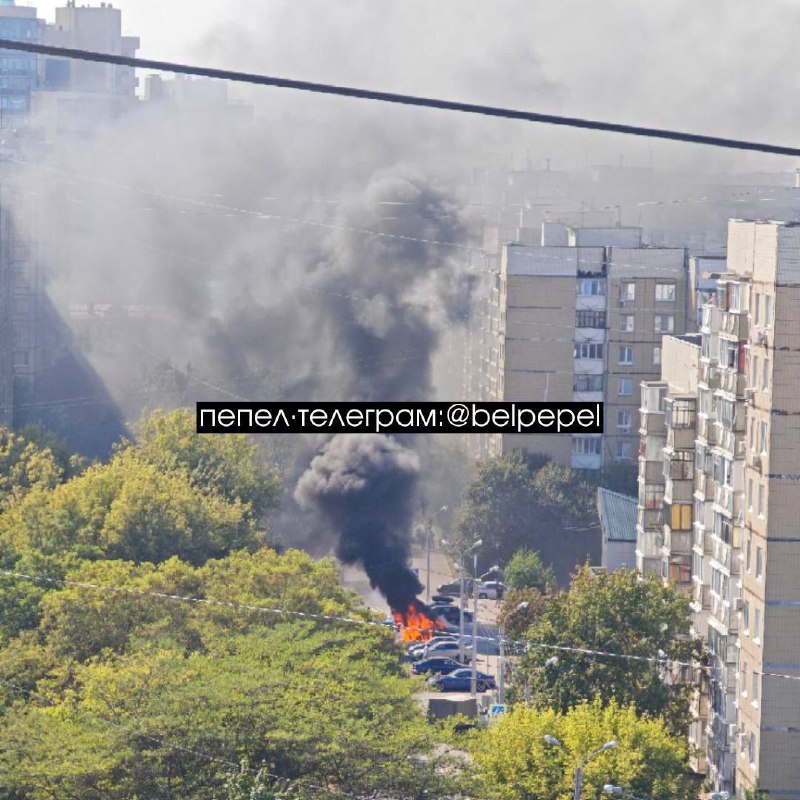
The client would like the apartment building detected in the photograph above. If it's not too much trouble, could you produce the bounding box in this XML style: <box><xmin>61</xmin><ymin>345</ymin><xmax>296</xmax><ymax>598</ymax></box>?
<box><xmin>487</xmin><ymin>224</ymin><xmax>687</xmax><ymax>470</ymax></box>
<box><xmin>638</xmin><ymin>219</ymin><xmax>800</xmax><ymax>797</ymax></box>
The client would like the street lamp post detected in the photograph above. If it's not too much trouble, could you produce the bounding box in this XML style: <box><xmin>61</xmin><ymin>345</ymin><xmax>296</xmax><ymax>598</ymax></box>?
<box><xmin>471</xmin><ymin>563</ymin><xmax>499</xmax><ymax>697</ymax></box>
<box><xmin>425</xmin><ymin>506</ymin><xmax>447</xmax><ymax>603</ymax></box>
<box><xmin>544</xmin><ymin>736</ymin><xmax>618</xmax><ymax>800</ymax></box>
<box><xmin>499</xmin><ymin>600</ymin><xmax>530</xmax><ymax>704</ymax></box>
<box><xmin>442</xmin><ymin>538</ymin><xmax>481</xmax><ymax>669</ymax></box>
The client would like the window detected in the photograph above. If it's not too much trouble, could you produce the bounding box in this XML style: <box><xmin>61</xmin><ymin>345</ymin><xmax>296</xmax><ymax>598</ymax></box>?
<box><xmin>668</xmin><ymin>555</ymin><xmax>692</xmax><ymax>584</ymax></box>
<box><xmin>749</xmin><ymin>733</ymin><xmax>757</xmax><ymax>766</ymax></box>
<box><xmin>752</xmin><ymin>671</ymin><xmax>759</xmax><ymax>702</ymax></box>
<box><xmin>758</xmin><ymin>484</ymin><xmax>764</xmax><ymax>517</ymax></box>
<box><xmin>753</xmin><ymin>292</ymin><xmax>761</xmax><ymax>324</ymax></box>
<box><xmin>743</xmin><ymin>600</ymin><xmax>750</xmax><ymax>632</ymax></box>
<box><xmin>746</xmin><ymin>536</ymin><xmax>752</xmax><ymax>572</ymax></box>
<box><xmin>754</xmin><ymin>608</ymin><xmax>762</xmax><ymax>643</ymax></box>
<box><xmin>654</xmin><ymin>315</ymin><xmax>675</xmax><ymax>333</ymax></box>
<box><xmin>617</xmin><ymin>410</ymin><xmax>632</xmax><ymax>430</ymax></box>
<box><xmin>576</xmin><ymin>310</ymin><xmax>606</xmax><ymax>329</ymax></box>
<box><xmin>751</xmin><ymin>355</ymin><xmax>759</xmax><ymax>389</ymax></box>
<box><xmin>755</xmin><ymin>546</ymin><xmax>763</xmax><ymax>580</ymax></box>
<box><xmin>618</xmin><ymin>378</ymin><xmax>633</xmax><ymax>396</ymax></box>
<box><xmin>741</xmin><ymin>661</ymin><xmax>748</xmax><ymax>695</ymax></box>
<box><xmin>575</xmin><ymin>342</ymin><xmax>604</xmax><ymax>360</ymax></box>
<box><xmin>574</xmin><ymin>374</ymin><xmax>604</xmax><ymax>392</ymax></box>
<box><xmin>762</xmin><ymin>358</ymin><xmax>770</xmax><ymax>391</ymax></box>
<box><xmin>670</xmin><ymin>504</ymin><xmax>692</xmax><ymax>531</ymax></box>
<box><xmin>618</xmin><ymin>345</ymin><xmax>633</xmax><ymax>365</ymax></box>
<box><xmin>577</xmin><ymin>278</ymin><xmax>605</xmax><ymax>296</ymax></box>
<box><xmin>621</xmin><ymin>282</ymin><xmax>636</xmax><ymax>302</ymax></box>
<box><xmin>615</xmin><ymin>441</ymin><xmax>633</xmax><ymax>460</ymax></box>
<box><xmin>747</xmin><ymin>479</ymin><xmax>754</xmax><ymax>512</ymax></box>
<box><xmin>655</xmin><ymin>282</ymin><xmax>676</xmax><ymax>302</ymax></box>
<box><xmin>620</xmin><ymin>314</ymin><xmax>635</xmax><ymax>333</ymax></box>
<box><xmin>764</xmin><ymin>294</ymin><xmax>773</xmax><ymax>327</ymax></box>
<box><xmin>653</xmin><ymin>345</ymin><xmax>661</xmax><ymax>366</ymax></box>
<box><xmin>759</xmin><ymin>421</ymin><xmax>768</xmax><ymax>454</ymax></box>
<box><xmin>749</xmin><ymin>417</ymin><xmax>755</xmax><ymax>451</ymax></box>
<box><xmin>573</xmin><ymin>436</ymin><xmax>602</xmax><ymax>455</ymax></box>
<box><xmin>740</xmin><ymin>728</ymin><xmax>747</xmax><ymax>755</ymax></box>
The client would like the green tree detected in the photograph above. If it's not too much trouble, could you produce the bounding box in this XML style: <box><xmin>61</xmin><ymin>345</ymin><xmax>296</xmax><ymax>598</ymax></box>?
<box><xmin>511</xmin><ymin>566</ymin><xmax>698</xmax><ymax>734</ymax></box>
<box><xmin>452</xmin><ymin>453</ymin><xmax>597</xmax><ymax>580</ymax></box>
<box><xmin>505</xmin><ymin>547</ymin><xmax>556</xmax><ymax>592</ymax></box>
<box><xmin>472</xmin><ymin>697</ymin><xmax>695</xmax><ymax>800</ymax></box>
<box><xmin>125</xmin><ymin>408</ymin><xmax>281</xmax><ymax>521</ymax></box>
<box><xmin>0</xmin><ymin>426</ymin><xmax>64</xmax><ymax>511</ymax></box>
<box><xmin>0</xmin><ymin>448</ymin><xmax>260</xmax><ymax>566</ymax></box>
<box><xmin>0</xmin><ymin>549</ymin><xmax>461</xmax><ymax>800</ymax></box>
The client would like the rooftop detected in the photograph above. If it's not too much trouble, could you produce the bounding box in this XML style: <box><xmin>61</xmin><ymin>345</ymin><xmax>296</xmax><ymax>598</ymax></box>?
<box><xmin>596</xmin><ymin>488</ymin><xmax>637</xmax><ymax>543</ymax></box>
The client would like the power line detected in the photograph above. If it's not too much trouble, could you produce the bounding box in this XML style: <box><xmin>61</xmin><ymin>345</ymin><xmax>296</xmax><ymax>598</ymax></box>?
<box><xmin>2</xmin><ymin>38</ymin><xmax>800</xmax><ymax>157</ymax></box>
<box><xmin>4</xmin><ymin>567</ymin><xmax>800</xmax><ymax>684</ymax></box>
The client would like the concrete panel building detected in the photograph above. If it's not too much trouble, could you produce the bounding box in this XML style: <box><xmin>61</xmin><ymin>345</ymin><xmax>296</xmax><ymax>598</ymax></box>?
<box><xmin>637</xmin><ymin>219</ymin><xmax>800</xmax><ymax>797</ymax></box>
<box><xmin>487</xmin><ymin>225</ymin><xmax>688</xmax><ymax>471</ymax></box>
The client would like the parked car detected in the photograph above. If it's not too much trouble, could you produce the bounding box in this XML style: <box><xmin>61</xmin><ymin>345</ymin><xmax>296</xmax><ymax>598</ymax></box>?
<box><xmin>436</xmin><ymin>579</ymin><xmax>473</xmax><ymax>595</ymax></box>
<box><xmin>411</xmin><ymin>657</ymin><xmax>462</xmax><ymax>676</ymax></box>
<box><xmin>429</xmin><ymin>668</ymin><xmax>497</xmax><ymax>693</ymax></box>
<box><xmin>478</xmin><ymin>580</ymin><xmax>506</xmax><ymax>600</ymax></box>
<box><xmin>431</xmin><ymin>594</ymin><xmax>455</xmax><ymax>605</ymax></box>
<box><xmin>407</xmin><ymin>635</ymin><xmax>457</xmax><ymax>659</ymax></box>
<box><xmin>431</xmin><ymin>604</ymin><xmax>473</xmax><ymax>628</ymax></box>
<box><xmin>423</xmin><ymin>639</ymin><xmax>474</xmax><ymax>662</ymax></box>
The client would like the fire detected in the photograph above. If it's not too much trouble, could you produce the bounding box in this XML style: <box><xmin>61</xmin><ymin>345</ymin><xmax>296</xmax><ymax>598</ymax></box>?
<box><xmin>392</xmin><ymin>604</ymin><xmax>445</xmax><ymax>642</ymax></box>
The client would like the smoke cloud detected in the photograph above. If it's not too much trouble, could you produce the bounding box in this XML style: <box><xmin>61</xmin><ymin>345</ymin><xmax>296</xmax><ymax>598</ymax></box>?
<box><xmin>294</xmin><ymin>433</ymin><xmax>423</xmax><ymax>612</ymax></box>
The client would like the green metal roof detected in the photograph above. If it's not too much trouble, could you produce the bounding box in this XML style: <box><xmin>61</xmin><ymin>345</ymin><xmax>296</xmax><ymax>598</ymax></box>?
<box><xmin>596</xmin><ymin>488</ymin><xmax>637</xmax><ymax>543</ymax></box>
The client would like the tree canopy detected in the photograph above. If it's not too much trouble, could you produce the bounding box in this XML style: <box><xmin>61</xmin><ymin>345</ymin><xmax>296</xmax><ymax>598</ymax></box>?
<box><xmin>472</xmin><ymin>697</ymin><xmax>695</xmax><ymax>800</ymax></box>
<box><xmin>509</xmin><ymin>566</ymin><xmax>698</xmax><ymax>734</ymax></box>
<box><xmin>504</xmin><ymin>547</ymin><xmax>556</xmax><ymax>593</ymax></box>
<box><xmin>452</xmin><ymin>453</ymin><xmax>598</xmax><ymax>582</ymax></box>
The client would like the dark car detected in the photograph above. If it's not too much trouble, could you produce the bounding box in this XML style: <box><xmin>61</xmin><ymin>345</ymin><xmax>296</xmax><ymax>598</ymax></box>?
<box><xmin>431</xmin><ymin>594</ymin><xmax>455</xmax><ymax>605</ymax></box>
<box><xmin>436</xmin><ymin>579</ymin><xmax>473</xmax><ymax>595</ymax></box>
<box><xmin>429</xmin><ymin>668</ymin><xmax>497</xmax><ymax>693</ymax></box>
<box><xmin>412</xmin><ymin>657</ymin><xmax>462</xmax><ymax>676</ymax></box>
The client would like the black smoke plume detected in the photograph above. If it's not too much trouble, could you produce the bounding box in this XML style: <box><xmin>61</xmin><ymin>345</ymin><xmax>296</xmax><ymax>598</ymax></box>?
<box><xmin>294</xmin><ymin>433</ymin><xmax>425</xmax><ymax>613</ymax></box>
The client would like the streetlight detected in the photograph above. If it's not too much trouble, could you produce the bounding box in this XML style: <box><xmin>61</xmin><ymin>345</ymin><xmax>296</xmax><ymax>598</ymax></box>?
<box><xmin>468</xmin><ymin>541</ymin><xmax>487</xmax><ymax>698</ymax></box>
<box><xmin>498</xmin><ymin>599</ymin><xmax>529</xmax><ymax>704</ymax></box>
<box><xmin>544</xmin><ymin>735</ymin><xmax>618</xmax><ymax>800</ymax></box>
<box><xmin>425</xmin><ymin>506</ymin><xmax>448</xmax><ymax>603</ymax></box>
<box><xmin>442</xmin><ymin>538</ymin><xmax>482</xmax><ymax>669</ymax></box>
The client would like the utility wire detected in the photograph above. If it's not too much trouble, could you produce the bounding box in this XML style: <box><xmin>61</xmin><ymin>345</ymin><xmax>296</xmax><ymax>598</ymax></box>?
<box><xmin>4</xmin><ymin>568</ymin><xmax>800</xmax><ymax>684</ymax></box>
<box><xmin>2</xmin><ymin>38</ymin><xmax>800</xmax><ymax>157</ymax></box>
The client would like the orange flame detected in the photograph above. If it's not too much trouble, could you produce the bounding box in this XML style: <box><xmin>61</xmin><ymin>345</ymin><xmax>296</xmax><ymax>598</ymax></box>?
<box><xmin>392</xmin><ymin>604</ymin><xmax>446</xmax><ymax>642</ymax></box>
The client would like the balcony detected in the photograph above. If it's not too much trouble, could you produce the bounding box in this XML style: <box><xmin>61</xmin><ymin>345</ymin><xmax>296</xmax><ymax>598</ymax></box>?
<box><xmin>718</xmin><ymin>309</ymin><xmax>749</xmax><ymax>340</ymax></box>
<box><xmin>719</xmin><ymin>367</ymin><xmax>747</xmax><ymax>398</ymax></box>
<box><xmin>667</xmin><ymin>426</ymin><xmax>696</xmax><ymax>451</ymax></box>
<box><xmin>639</xmin><ymin>412</ymin><xmax>666</xmax><ymax>436</ymax></box>
<box><xmin>639</xmin><ymin>459</ymin><xmax>665</xmax><ymax>484</ymax></box>
<box><xmin>709</xmin><ymin>592</ymin><xmax>734</xmax><ymax>632</ymax></box>
<box><xmin>694</xmin><ymin>523</ymin><xmax>712</xmax><ymax>554</ymax></box>
<box><xmin>636</xmin><ymin>527</ymin><xmax>662</xmax><ymax>559</ymax></box>
<box><xmin>664</xmin><ymin>527</ymin><xmax>692</xmax><ymax>555</ymax></box>
<box><xmin>637</xmin><ymin>506</ymin><xmax>664</xmax><ymax>532</ymax></box>
<box><xmin>665</xmin><ymin>477</ymin><xmax>694</xmax><ymax>504</ymax></box>
<box><xmin>700</xmin><ymin>362</ymin><xmax>721</xmax><ymax>390</ymax></box>
<box><xmin>692</xmin><ymin>580</ymin><xmax>711</xmax><ymax>610</ymax></box>
<box><xmin>697</xmin><ymin>415</ymin><xmax>717</xmax><ymax>445</ymax></box>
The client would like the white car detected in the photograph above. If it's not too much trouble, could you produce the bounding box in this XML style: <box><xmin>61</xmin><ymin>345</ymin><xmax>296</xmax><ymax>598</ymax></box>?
<box><xmin>423</xmin><ymin>639</ymin><xmax>474</xmax><ymax>662</ymax></box>
<box><xmin>478</xmin><ymin>580</ymin><xmax>506</xmax><ymax>600</ymax></box>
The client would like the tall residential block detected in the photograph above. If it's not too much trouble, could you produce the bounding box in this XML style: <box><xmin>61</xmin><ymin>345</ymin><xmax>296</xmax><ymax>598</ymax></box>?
<box><xmin>489</xmin><ymin>224</ymin><xmax>687</xmax><ymax>469</ymax></box>
<box><xmin>637</xmin><ymin>219</ymin><xmax>800</xmax><ymax>797</ymax></box>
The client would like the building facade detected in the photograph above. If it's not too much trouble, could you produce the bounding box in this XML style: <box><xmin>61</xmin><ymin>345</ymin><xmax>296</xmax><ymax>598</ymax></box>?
<box><xmin>487</xmin><ymin>225</ymin><xmax>688</xmax><ymax>470</ymax></box>
<box><xmin>638</xmin><ymin>219</ymin><xmax>800</xmax><ymax>797</ymax></box>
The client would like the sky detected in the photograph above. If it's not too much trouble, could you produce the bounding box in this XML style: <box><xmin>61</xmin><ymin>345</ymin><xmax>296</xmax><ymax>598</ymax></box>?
<box><xmin>26</xmin><ymin>0</ymin><xmax>800</xmax><ymax>169</ymax></box>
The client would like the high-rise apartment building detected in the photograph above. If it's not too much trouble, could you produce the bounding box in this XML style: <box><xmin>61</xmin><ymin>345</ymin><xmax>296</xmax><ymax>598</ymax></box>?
<box><xmin>638</xmin><ymin>219</ymin><xmax>800</xmax><ymax>796</ymax></box>
<box><xmin>0</xmin><ymin>0</ymin><xmax>41</xmax><ymax>128</ymax></box>
<box><xmin>486</xmin><ymin>224</ymin><xmax>688</xmax><ymax>469</ymax></box>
